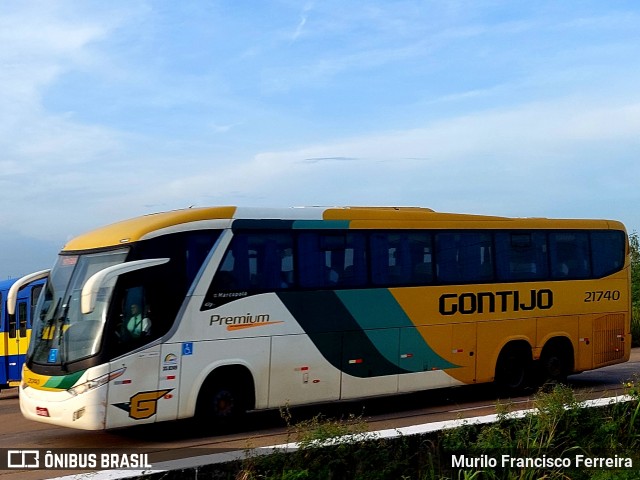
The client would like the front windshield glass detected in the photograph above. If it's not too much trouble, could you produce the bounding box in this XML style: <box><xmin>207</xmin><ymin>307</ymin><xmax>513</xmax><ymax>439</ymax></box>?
<box><xmin>28</xmin><ymin>249</ymin><xmax>128</xmax><ymax>367</ymax></box>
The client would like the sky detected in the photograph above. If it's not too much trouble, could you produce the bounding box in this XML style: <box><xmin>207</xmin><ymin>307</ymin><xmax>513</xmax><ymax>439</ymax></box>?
<box><xmin>1</xmin><ymin>0</ymin><xmax>639</xmax><ymax>278</ymax></box>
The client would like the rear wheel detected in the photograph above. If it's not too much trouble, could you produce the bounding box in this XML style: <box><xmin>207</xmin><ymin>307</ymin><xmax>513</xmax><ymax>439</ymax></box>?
<box><xmin>538</xmin><ymin>342</ymin><xmax>573</xmax><ymax>387</ymax></box>
<box><xmin>495</xmin><ymin>343</ymin><xmax>532</xmax><ymax>395</ymax></box>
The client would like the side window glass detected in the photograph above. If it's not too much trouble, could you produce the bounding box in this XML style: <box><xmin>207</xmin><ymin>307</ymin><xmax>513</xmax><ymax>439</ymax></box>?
<box><xmin>108</xmin><ymin>265</ymin><xmax>176</xmax><ymax>359</ymax></box>
<box><xmin>436</xmin><ymin>232</ymin><xmax>494</xmax><ymax>283</ymax></box>
<box><xmin>549</xmin><ymin>232</ymin><xmax>590</xmax><ymax>279</ymax></box>
<box><xmin>31</xmin><ymin>284</ymin><xmax>43</xmax><ymax>324</ymax></box>
<box><xmin>591</xmin><ymin>231</ymin><xmax>625</xmax><ymax>277</ymax></box>
<box><xmin>18</xmin><ymin>302</ymin><xmax>28</xmax><ymax>337</ymax></box>
<box><xmin>116</xmin><ymin>286</ymin><xmax>152</xmax><ymax>344</ymax></box>
<box><xmin>495</xmin><ymin>232</ymin><xmax>548</xmax><ymax>281</ymax></box>
<box><xmin>8</xmin><ymin>293</ymin><xmax>16</xmax><ymax>339</ymax></box>
<box><xmin>371</xmin><ymin>232</ymin><xmax>433</xmax><ymax>286</ymax></box>
<box><xmin>298</xmin><ymin>232</ymin><xmax>366</xmax><ymax>288</ymax></box>
<box><xmin>185</xmin><ymin>232</ymin><xmax>220</xmax><ymax>287</ymax></box>
<box><xmin>210</xmin><ymin>232</ymin><xmax>294</xmax><ymax>293</ymax></box>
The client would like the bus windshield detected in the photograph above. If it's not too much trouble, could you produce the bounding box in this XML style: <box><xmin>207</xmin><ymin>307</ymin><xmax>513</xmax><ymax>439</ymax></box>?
<box><xmin>28</xmin><ymin>249</ymin><xmax>129</xmax><ymax>367</ymax></box>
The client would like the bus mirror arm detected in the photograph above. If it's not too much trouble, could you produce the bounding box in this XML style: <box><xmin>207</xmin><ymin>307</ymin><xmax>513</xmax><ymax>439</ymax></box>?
<box><xmin>80</xmin><ymin>258</ymin><xmax>170</xmax><ymax>314</ymax></box>
<box><xmin>7</xmin><ymin>269</ymin><xmax>51</xmax><ymax>316</ymax></box>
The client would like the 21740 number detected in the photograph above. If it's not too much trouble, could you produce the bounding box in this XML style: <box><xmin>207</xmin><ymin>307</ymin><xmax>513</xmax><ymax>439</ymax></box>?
<box><xmin>584</xmin><ymin>290</ymin><xmax>621</xmax><ymax>302</ymax></box>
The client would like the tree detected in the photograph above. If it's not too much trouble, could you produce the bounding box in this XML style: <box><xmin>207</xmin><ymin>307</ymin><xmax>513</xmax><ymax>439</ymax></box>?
<box><xmin>631</xmin><ymin>231</ymin><xmax>639</xmax><ymax>308</ymax></box>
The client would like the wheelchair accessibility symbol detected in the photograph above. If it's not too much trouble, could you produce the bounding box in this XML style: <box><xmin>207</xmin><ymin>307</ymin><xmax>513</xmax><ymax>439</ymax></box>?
<box><xmin>182</xmin><ymin>342</ymin><xmax>193</xmax><ymax>356</ymax></box>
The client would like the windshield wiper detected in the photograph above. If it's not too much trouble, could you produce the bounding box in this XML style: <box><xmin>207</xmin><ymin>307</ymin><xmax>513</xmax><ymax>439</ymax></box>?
<box><xmin>57</xmin><ymin>296</ymin><xmax>71</xmax><ymax>371</ymax></box>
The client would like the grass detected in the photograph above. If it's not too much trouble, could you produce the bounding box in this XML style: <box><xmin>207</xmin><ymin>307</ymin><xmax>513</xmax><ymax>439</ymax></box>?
<box><xmin>632</xmin><ymin>306</ymin><xmax>640</xmax><ymax>347</ymax></box>
<box><xmin>197</xmin><ymin>383</ymin><xmax>638</xmax><ymax>480</ymax></box>
<box><xmin>139</xmin><ymin>382</ymin><xmax>640</xmax><ymax>480</ymax></box>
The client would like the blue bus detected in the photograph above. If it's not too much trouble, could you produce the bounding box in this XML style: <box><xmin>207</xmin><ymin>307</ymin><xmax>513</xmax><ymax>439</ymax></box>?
<box><xmin>0</xmin><ymin>277</ymin><xmax>45</xmax><ymax>391</ymax></box>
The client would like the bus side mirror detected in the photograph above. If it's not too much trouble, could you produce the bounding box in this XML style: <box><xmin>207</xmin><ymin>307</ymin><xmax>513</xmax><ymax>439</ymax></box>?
<box><xmin>7</xmin><ymin>269</ymin><xmax>51</xmax><ymax>316</ymax></box>
<box><xmin>81</xmin><ymin>258</ymin><xmax>170</xmax><ymax>314</ymax></box>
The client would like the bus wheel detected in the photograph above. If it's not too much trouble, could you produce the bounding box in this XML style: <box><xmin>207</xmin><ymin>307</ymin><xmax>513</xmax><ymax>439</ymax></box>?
<box><xmin>198</xmin><ymin>383</ymin><xmax>244</xmax><ymax>431</ymax></box>
<box><xmin>196</xmin><ymin>370</ymin><xmax>253</xmax><ymax>432</ymax></box>
<box><xmin>495</xmin><ymin>343</ymin><xmax>532</xmax><ymax>395</ymax></box>
<box><xmin>539</xmin><ymin>342</ymin><xmax>573</xmax><ymax>387</ymax></box>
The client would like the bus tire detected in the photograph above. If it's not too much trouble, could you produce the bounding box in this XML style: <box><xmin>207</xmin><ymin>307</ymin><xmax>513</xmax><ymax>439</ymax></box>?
<box><xmin>538</xmin><ymin>339</ymin><xmax>574</xmax><ymax>387</ymax></box>
<box><xmin>196</xmin><ymin>368</ymin><xmax>253</xmax><ymax>431</ymax></box>
<box><xmin>495</xmin><ymin>342</ymin><xmax>532</xmax><ymax>395</ymax></box>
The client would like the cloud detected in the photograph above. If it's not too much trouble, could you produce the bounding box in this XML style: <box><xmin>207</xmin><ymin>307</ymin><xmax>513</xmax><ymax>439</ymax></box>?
<box><xmin>130</xmin><ymin>94</ymin><xmax>639</xmax><ymax>231</ymax></box>
<box><xmin>301</xmin><ymin>156</ymin><xmax>360</xmax><ymax>164</ymax></box>
<box><xmin>2</xmin><ymin>1</ymin><xmax>640</xmax><ymax>277</ymax></box>
<box><xmin>292</xmin><ymin>13</ymin><xmax>308</xmax><ymax>41</ymax></box>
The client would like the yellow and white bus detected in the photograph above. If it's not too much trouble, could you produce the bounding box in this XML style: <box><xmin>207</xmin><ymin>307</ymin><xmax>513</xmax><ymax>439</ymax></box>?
<box><xmin>9</xmin><ymin>206</ymin><xmax>630</xmax><ymax>430</ymax></box>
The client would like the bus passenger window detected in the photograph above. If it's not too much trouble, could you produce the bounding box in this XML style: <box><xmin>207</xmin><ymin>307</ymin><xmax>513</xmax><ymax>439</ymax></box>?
<box><xmin>209</xmin><ymin>232</ymin><xmax>294</xmax><ymax>294</ymax></box>
<box><xmin>19</xmin><ymin>302</ymin><xmax>28</xmax><ymax>337</ymax></box>
<box><xmin>298</xmin><ymin>232</ymin><xmax>366</xmax><ymax>289</ymax></box>
<box><xmin>591</xmin><ymin>231</ymin><xmax>625</xmax><ymax>277</ymax></box>
<box><xmin>371</xmin><ymin>232</ymin><xmax>433</xmax><ymax>286</ymax></box>
<box><xmin>495</xmin><ymin>232</ymin><xmax>547</xmax><ymax>281</ymax></box>
<box><xmin>436</xmin><ymin>232</ymin><xmax>494</xmax><ymax>284</ymax></box>
<box><xmin>549</xmin><ymin>232</ymin><xmax>590</xmax><ymax>279</ymax></box>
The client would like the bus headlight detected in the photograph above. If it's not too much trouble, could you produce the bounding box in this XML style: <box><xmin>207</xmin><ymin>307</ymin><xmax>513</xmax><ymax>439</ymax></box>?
<box><xmin>67</xmin><ymin>367</ymin><xmax>126</xmax><ymax>397</ymax></box>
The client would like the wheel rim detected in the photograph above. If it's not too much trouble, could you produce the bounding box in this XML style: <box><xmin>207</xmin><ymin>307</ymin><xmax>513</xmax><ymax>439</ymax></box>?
<box><xmin>213</xmin><ymin>389</ymin><xmax>235</xmax><ymax>418</ymax></box>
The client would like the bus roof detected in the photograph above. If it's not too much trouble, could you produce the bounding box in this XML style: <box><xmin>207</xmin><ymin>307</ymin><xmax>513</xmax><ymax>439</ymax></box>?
<box><xmin>0</xmin><ymin>277</ymin><xmax>17</xmax><ymax>291</ymax></box>
<box><xmin>61</xmin><ymin>206</ymin><xmax>626</xmax><ymax>252</ymax></box>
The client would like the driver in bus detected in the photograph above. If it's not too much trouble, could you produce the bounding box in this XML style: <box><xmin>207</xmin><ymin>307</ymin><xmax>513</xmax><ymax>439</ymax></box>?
<box><xmin>122</xmin><ymin>303</ymin><xmax>151</xmax><ymax>340</ymax></box>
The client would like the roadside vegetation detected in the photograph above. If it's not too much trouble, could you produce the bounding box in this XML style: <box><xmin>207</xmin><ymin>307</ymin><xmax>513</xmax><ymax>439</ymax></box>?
<box><xmin>631</xmin><ymin>232</ymin><xmax>640</xmax><ymax>346</ymax></box>
<box><xmin>146</xmin><ymin>383</ymin><xmax>640</xmax><ymax>480</ymax></box>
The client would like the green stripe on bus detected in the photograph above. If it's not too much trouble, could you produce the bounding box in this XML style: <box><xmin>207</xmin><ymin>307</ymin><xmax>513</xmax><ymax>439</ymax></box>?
<box><xmin>292</xmin><ymin>220</ymin><xmax>351</xmax><ymax>229</ymax></box>
<box><xmin>44</xmin><ymin>370</ymin><xmax>85</xmax><ymax>390</ymax></box>
<box><xmin>278</xmin><ymin>289</ymin><xmax>458</xmax><ymax>376</ymax></box>
<box><xmin>277</xmin><ymin>290</ymin><xmax>406</xmax><ymax>377</ymax></box>
<box><xmin>336</xmin><ymin>289</ymin><xmax>458</xmax><ymax>371</ymax></box>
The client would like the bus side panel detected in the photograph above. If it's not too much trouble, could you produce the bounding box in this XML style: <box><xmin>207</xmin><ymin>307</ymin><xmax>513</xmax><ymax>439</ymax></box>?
<box><xmin>340</xmin><ymin>328</ymin><xmax>399</xmax><ymax>399</ymax></box>
<box><xmin>0</xmin><ymin>334</ymin><xmax>7</xmax><ymax>386</ymax></box>
<box><xmin>448</xmin><ymin>322</ymin><xmax>478</xmax><ymax>384</ymax></box>
<box><xmin>398</xmin><ymin>325</ymin><xmax>451</xmax><ymax>392</ymax></box>
<box><xmin>592</xmin><ymin>312</ymin><xmax>628</xmax><ymax>367</ymax></box>
<box><xmin>268</xmin><ymin>334</ymin><xmax>341</xmax><ymax>407</ymax></box>
<box><xmin>475</xmin><ymin>318</ymin><xmax>536</xmax><ymax>383</ymax></box>
<box><xmin>536</xmin><ymin>315</ymin><xmax>578</xmax><ymax>349</ymax></box>
<box><xmin>177</xmin><ymin>337</ymin><xmax>271</xmax><ymax>419</ymax></box>
<box><xmin>399</xmin><ymin>324</ymin><xmax>454</xmax><ymax>392</ymax></box>
<box><xmin>106</xmin><ymin>345</ymin><xmax>161</xmax><ymax>429</ymax></box>
<box><xmin>577</xmin><ymin>315</ymin><xmax>595</xmax><ymax>372</ymax></box>
<box><xmin>156</xmin><ymin>342</ymin><xmax>183</xmax><ymax>422</ymax></box>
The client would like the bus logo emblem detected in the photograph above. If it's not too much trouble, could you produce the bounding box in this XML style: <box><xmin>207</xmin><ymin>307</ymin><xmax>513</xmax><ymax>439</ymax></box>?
<box><xmin>113</xmin><ymin>389</ymin><xmax>173</xmax><ymax>420</ymax></box>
